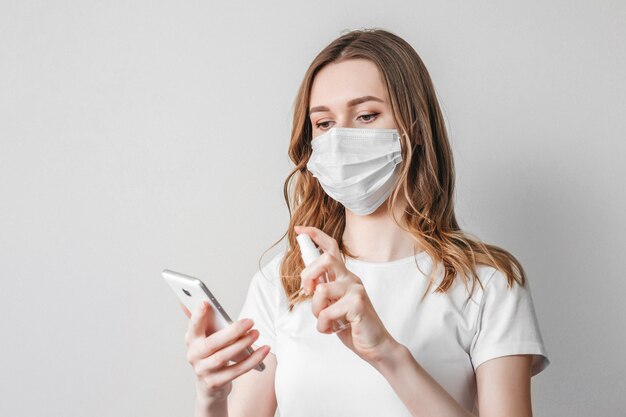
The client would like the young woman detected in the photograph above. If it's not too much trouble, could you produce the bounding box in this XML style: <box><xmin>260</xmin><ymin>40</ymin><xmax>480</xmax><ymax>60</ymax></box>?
<box><xmin>182</xmin><ymin>28</ymin><xmax>550</xmax><ymax>417</ymax></box>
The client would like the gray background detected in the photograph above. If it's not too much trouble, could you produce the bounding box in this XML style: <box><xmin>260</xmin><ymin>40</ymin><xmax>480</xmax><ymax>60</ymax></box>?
<box><xmin>1</xmin><ymin>1</ymin><xmax>624</xmax><ymax>416</ymax></box>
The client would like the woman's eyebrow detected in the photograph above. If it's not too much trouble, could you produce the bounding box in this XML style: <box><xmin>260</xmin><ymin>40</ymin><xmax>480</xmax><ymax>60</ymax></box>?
<box><xmin>309</xmin><ymin>95</ymin><xmax>384</xmax><ymax>115</ymax></box>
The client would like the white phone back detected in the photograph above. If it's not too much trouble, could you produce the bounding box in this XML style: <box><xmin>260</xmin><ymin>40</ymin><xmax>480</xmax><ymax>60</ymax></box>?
<box><xmin>162</xmin><ymin>269</ymin><xmax>231</xmax><ymax>330</ymax></box>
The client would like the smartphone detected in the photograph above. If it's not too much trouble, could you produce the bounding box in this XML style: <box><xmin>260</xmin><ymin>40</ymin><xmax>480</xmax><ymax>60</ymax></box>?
<box><xmin>162</xmin><ymin>269</ymin><xmax>265</xmax><ymax>372</ymax></box>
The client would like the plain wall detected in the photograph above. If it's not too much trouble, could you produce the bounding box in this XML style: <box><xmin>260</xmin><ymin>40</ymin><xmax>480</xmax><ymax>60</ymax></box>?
<box><xmin>1</xmin><ymin>1</ymin><xmax>625</xmax><ymax>416</ymax></box>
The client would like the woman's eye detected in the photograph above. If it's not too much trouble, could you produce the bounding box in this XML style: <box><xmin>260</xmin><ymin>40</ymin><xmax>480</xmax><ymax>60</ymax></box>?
<box><xmin>358</xmin><ymin>112</ymin><xmax>380</xmax><ymax>122</ymax></box>
<box><xmin>315</xmin><ymin>113</ymin><xmax>380</xmax><ymax>130</ymax></box>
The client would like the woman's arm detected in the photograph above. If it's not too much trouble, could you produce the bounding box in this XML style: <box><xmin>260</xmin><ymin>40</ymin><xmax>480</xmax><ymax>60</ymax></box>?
<box><xmin>193</xmin><ymin>349</ymin><xmax>277</xmax><ymax>417</ymax></box>
<box><xmin>194</xmin><ymin>393</ymin><xmax>228</xmax><ymax>417</ymax></box>
<box><xmin>475</xmin><ymin>354</ymin><xmax>533</xmax><ymax>417</ymax></box>
<box><xmin>227</xmin><ymin>349</ymin><xmax>278</xmax><ymax>417</ymax></box>
<box><xmin>369</xmin><ymin>341</ymin><xmax>534</xmax><ymax>417</ymax></box>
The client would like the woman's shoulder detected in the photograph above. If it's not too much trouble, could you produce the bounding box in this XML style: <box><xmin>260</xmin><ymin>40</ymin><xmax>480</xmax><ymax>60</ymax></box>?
<box><xmin>474</xmin><ymin>264</ymin><xmax>501</xmax><ymax>287</ymax></box>
<box><xmin>250</xmin><ymin>249</ymin><xmax>287</xmax><ymax>288</ymax></box>
<box><xmin>265</xmin><ymin>249</ymin><xmax>287</xmax><ymax>275</ymax></box>
<box><xmin>469</xmin><ymin>263</ymin><xmax>530</xmax><ymax>304</ymax></box>
<box><xmin>428</xmin><ymin>256</ymin><xmax>500</xmax><ymax>290</ymax></box>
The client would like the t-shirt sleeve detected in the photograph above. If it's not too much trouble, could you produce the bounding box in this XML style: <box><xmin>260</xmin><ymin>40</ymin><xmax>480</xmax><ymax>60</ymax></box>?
<box><xmin>469</xmin><ymin>268</ymin><xmax>551</xmax><ymax>376</ymax></box>
<box><xmin>236</xmin><ymin>264</ymin><xmax>282</xmax><ymax>354</ymax></box>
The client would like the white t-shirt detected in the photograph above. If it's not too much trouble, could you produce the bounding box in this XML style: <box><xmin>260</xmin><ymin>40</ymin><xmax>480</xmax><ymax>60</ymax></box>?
<box><xmin>237</xmin><ymin>250</ymin><xmax>550</xmax><ymax>416</ymax></box>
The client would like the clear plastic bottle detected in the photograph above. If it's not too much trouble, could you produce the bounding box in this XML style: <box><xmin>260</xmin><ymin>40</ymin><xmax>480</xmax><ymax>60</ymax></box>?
<box><xmin>296</xmin><ymin>233</ymin><xmax>351</xmax><ymax>333</ymax></box>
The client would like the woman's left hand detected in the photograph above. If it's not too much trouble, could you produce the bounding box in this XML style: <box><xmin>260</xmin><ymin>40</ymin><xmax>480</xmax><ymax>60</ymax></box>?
<box><xmin>294</xmin><ymin>225</ymin><xmax>399</xmax><ymax>365</ymax></box>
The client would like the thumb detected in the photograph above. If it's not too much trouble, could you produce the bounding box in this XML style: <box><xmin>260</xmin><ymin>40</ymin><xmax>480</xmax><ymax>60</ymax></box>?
<box><xmin>179</xmin><ymin>302</ymin><xmax>191</xmax><ymax>318</ymax></box>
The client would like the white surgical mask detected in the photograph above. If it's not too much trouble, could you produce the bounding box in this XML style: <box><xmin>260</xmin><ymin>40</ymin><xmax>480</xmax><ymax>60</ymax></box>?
<box><xmin>306</xmin><ymin>127</ymin><xmax>403</xmax><ymax>216</ymax></box>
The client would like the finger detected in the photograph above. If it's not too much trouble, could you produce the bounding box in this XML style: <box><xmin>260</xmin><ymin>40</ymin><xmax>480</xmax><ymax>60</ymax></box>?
<box><xmin>204</xmin><ymin>345</ymin><xmax>271</xmax><ymax>385</ymax></box>
<box><xmin>223</xmin><ymin>344</ymin><xmax>271</xmax><ymax>376</ymax></box>
<box><xmin>294</xmin><ymin>226</ymin><xmax>342</xmax><ymax>260</ymax></box>
<box><xmin>311</xmin><ymin>280</ymin><xmax>350</xmax><ymax>318</ymax></box>
<box><xmin>316</xmin><ymin>297</ymin><xmax>351</xmax><ymax>334</ymax></box>
<box><xmin>230</xmin><ymin>337</ymin><xmax>262</xmax><ymax>363</ymax></box>
<box><xmin>193</xmin><ymin>328</ymin><xmax>261</xmax><ymax>373</ymax></box>
<box><xmin>187</xmin><ymin>301</ymin><xmax>214</xmax><ymax>342</ymax></box>
<box><xmin>179</xmin><ymin>302</ymin><xmax>191</xmax><ymax>318</ymax></box>
<box><xmin>190</xmin><ymin>318</ymin><xmax>255</xmax><ymax>362</ymax></box>
<box><xmin>300</xmin><ymin>252</ymin><xmax>340</xmax><ymax>294</ymax></box>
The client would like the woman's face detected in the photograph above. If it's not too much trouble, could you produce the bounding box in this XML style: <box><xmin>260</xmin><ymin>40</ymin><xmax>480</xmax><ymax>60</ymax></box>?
<box><xmin>308</xmin><ymin>58</ymin><xmax>396</xmax><ymax>139</ymax></box>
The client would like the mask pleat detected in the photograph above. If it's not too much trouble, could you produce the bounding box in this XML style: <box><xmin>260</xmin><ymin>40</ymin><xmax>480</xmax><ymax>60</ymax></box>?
<box><xmin>306</xmin><ymin>127</ymin><xmax>404</xmax><ymax>215</ymax></box>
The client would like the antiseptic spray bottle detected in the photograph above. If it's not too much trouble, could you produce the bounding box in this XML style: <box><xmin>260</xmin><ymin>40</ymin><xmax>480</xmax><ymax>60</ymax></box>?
<box><xmin>296</xmin><ymin>233</ymin><xmax>351</xmax><ymax>333</ymax></box>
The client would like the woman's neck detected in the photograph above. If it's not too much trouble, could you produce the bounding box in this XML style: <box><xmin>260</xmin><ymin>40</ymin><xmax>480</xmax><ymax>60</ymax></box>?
<box><xmin>341</xmin><ymin>196</ymin><xmax>419</xmax><ymax>262</ymax></box>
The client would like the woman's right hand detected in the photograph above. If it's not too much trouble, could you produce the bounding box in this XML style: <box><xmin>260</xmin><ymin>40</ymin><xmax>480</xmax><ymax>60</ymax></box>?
<box><xmin>181</xmin><ymin>301</ymin><xmax>271</xmax><ymax>402</ymax></box>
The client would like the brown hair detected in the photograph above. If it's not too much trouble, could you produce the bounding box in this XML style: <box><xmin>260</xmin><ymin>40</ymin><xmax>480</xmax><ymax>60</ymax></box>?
<box><xmin>258</xmin><ymin>27</ymin><xmax>526</xmax><ymax>311</ymax></box>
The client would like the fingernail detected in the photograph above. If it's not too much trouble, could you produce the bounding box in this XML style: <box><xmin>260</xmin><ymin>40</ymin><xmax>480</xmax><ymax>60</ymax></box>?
<box><xmin>241</xmin><ymin>318</ymin><xmax>253</xmax><ymax>327</ymax></box>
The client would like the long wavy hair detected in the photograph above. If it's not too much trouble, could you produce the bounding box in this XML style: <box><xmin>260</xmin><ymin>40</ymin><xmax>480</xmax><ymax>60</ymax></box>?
<box><xmin>258</xmin><ymin>27</ymin><xmax>526</xmax><ymax>311</ymax></box>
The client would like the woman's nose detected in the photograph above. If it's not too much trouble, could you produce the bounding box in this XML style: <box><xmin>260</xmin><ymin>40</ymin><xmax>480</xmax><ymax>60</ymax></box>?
<box><xmin>333</xmin><ymin>117</ymin><xmax>357</xmax><ymax>128</ymax></box>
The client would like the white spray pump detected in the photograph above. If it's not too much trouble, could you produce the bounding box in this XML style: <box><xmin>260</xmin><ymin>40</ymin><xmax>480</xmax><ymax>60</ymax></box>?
<box><xmin>296</xmin><ymin>233</ymin><xmax>351</xmax><ymax>333</ymax></box>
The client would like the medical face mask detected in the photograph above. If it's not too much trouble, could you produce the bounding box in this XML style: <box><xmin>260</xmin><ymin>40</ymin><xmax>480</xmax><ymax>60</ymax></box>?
<box><xmin>306</xmin><ymin>127</ymin><xmax>403</xmax><ymax>216</ymax></box>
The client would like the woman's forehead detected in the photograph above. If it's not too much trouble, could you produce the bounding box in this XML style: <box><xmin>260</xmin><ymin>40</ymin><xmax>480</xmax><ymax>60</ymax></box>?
<box><xmin>309</xmin><ymin>59</ymin><xmax>388</xmax><ymax>110</ymax></box>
